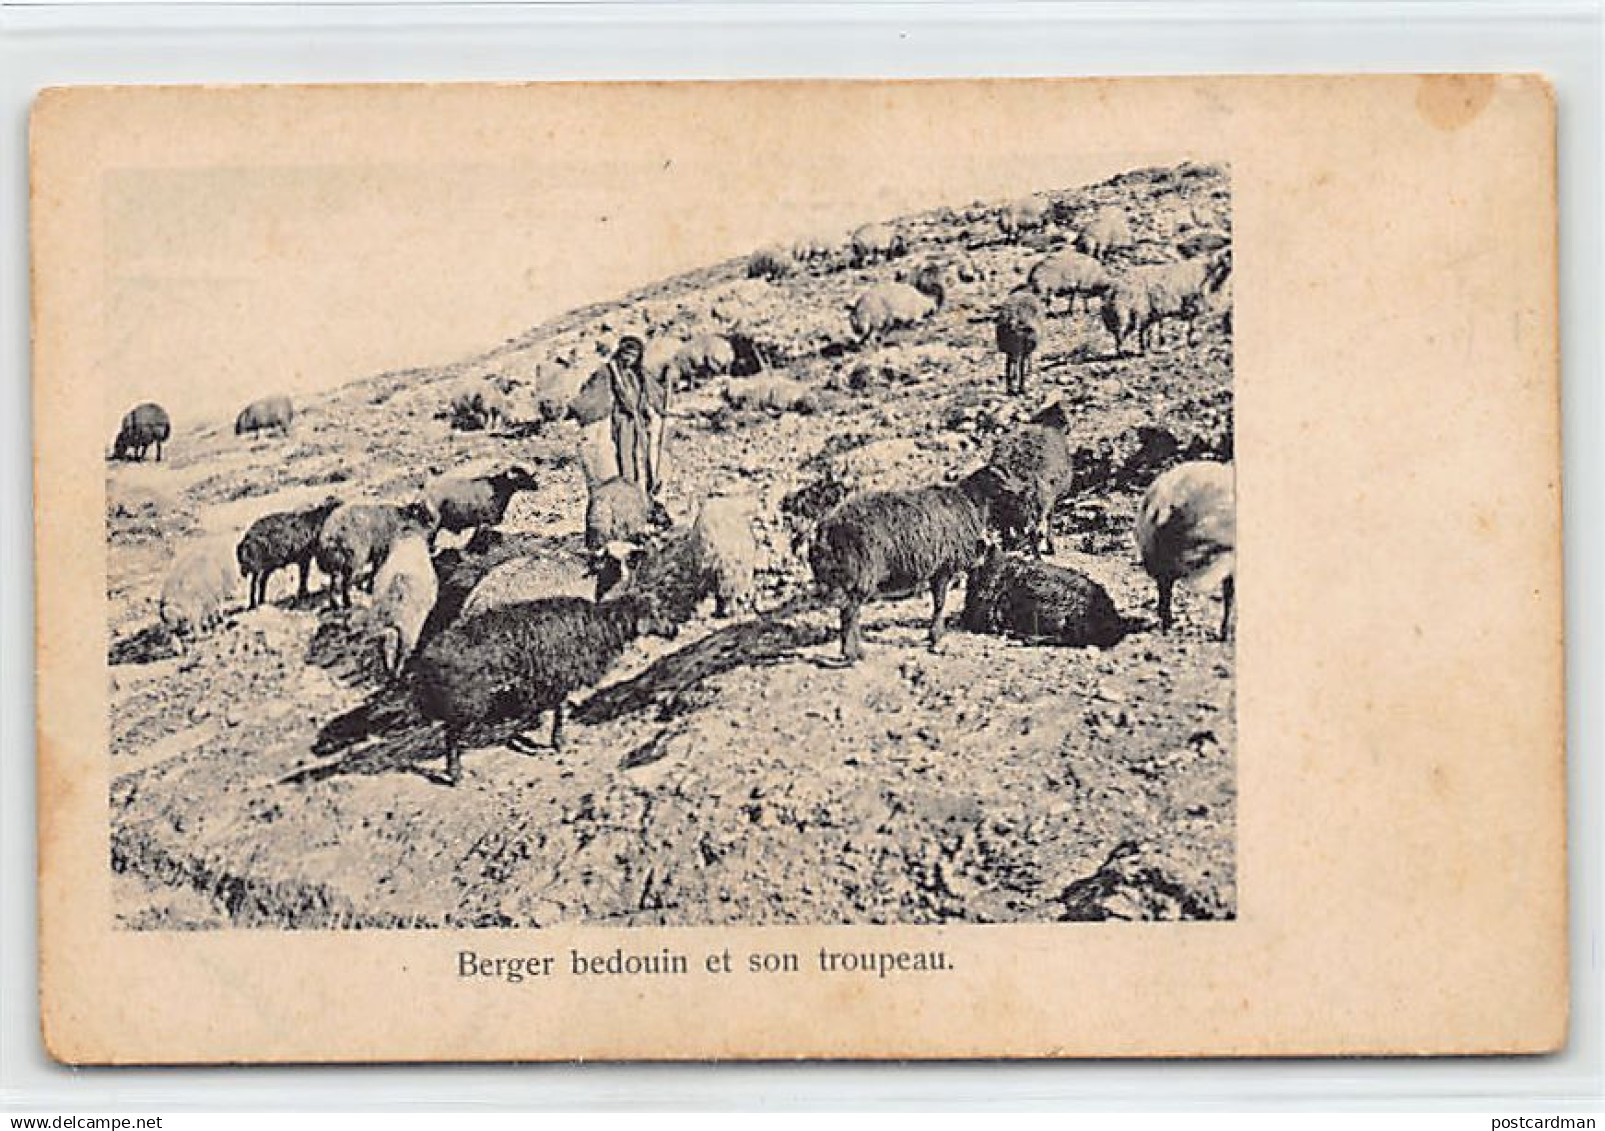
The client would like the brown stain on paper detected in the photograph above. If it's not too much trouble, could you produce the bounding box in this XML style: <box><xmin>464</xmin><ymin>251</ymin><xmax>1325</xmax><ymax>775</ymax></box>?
<box><xmin>1416</xmin><ymin>74</ymin><xmax>1497</xmax><ymax>130</ymax></box>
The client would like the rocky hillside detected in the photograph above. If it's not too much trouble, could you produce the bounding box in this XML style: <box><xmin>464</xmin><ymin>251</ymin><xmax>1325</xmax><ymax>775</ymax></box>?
<box><xmin>106</xmin><ymin>161</ymin><xmax>1235</xmax><ymax>928</ymax></box>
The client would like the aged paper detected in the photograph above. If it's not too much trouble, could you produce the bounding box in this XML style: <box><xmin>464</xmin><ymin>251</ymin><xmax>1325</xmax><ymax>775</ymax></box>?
<box><xmin>33</xmin><ymin>76</ymin><xmax>1564</xmax><ymax>1063</ymax></box>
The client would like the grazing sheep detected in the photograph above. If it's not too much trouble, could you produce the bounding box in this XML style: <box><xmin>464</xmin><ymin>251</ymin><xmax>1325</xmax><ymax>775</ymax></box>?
<box><xmin>447</xmin><ymin>385</ymin><xmax>510</xmax><ymax>432</ymax></box>
<box><xmin>690</xmin><ymin>495</ymin><xmax>758</xmax><ymax>617</ymax></box>
<box><xmin>1118</xmin><ymin>248</ymin><xmax>1234</xmax><ymax>351</ymax></box>
<box><xmin>1028</xmin><ymin>249</ymin><xmax>1113</xmax><ymax>314</ymax></box>
<box><xmin>640</xmin><ymin>335</ymin><xmax>684</xmax><ymax>386</ymax></box>
<box><xmin>370</xmin><ymin>529</ymin><xmax>439</xmax><ymax>675</ymax></box>
<box><xmin>316</xmin><ymin>501</ymin><xmax>434</xmax><ymax>610</ymax></box>
<box><xmin>673</xmin><ymin>332</ymin><xmax>737</xmax><ymax>386</ymax></box>
<box><xmin>584</xmin><ymin>476</ymin><xmax>670</xmax><ymax>553</ymax></box>
<box><xmin>236</xmin><ymin>495</ymin><xmax>342</xmax><ymax>608</ymax></box>
<box><xmin>234</xmin><ymin>394</ymin><xmax>295</xmax><ymax>438</ymax></box>
<box><xmin>995</xmin><ymin>290</ymin><xmax>1045</xmax><ymax>397</ymax></box>
<box><xmin>747</xmin><ymin>245</ymin><xmax>796</xmax><ymax>281</ymax></box>
<box><xmin>412</xmin><ymin>543</ymin><xmax>699</xmax><ymax>783</ymax></box>
<box><xmin>850</xmin><ymin>222</ymin><xmax>906</xmax><ymax>267</ymax></box>
<box><xmin>791</xmin><ymin>233</ymin><xmax>836</xmax><ymax>266</ymax></box>
<box><xmin>808</xmin><ymin>474</ymin><xmax>996</xmax><ymax>663</ymax></box>
<box><xmin>159</xmin><ymin>539</ymin><xmax>238</xmax><ymax>643</ymax></box>
<box><xmin>1099</xmin><ymin>278</ymin><xmax>1152</xmax><ymax>357</ymax></box>
<box><xmin>960</xmin><ymin>546</ymin><xmax>1127</xmax><ymax>647</ymax></box>
<box><xmin>849</xmin><ymin>282</ymin><xmax>937</xmax><ymax>342</ymax></box>
<box><xmin>986</xmin><ymin>418</ymin><xmax>1074</xmax><ymax>555</ymax></box>
<box><xmin>422</xmin><ymin>465</ymin><xmax>539</xmax><ymax>549</ymax></box>
<box><xmin>584</xmin><ymin>477</ymin><xmax>649</xmax><ymax>551</ymax></box>
<box><xmin>112</xmin><ymin>403</ymin><xmax>172</xmax><ymax>462</ymax></box>
<box><xmin>898</xmin><ymin>260</ymin><xmax>948</xmax><ymax>311</ymax></box>
<box><xmin>1077</xmin><ymin>207</ymin><xmax>1133</xmax><ymax>262</ymax></box>
<box><xmin>998</xmin><ymin>197</ymin><xmax>1050</xmax><ymax>242</ymax></box>
<box><xmin>1135</xmin><ymin>460</ymin><xmax>1236</xmax><ymax>640</ymax></box>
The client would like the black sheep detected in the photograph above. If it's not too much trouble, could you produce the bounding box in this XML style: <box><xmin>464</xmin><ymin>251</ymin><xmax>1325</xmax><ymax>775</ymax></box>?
<box><xmin>808</xmin><ymin>475</ymin><xmax>995</xmax><ymax>663</ymax></box>
<box><xmin>236</xmin><ymin>495</ymin><xmax>342</xmax><ymax>608</ymax></box>
<box><xmin>986</xmin><ymin>413</ymin><xmax>1074</xmax><ymax>556</ymax></box>
<box><xmin>112</xmin><ymin>402</ymin><xmax>172</xmax><ymax>462</ymax></box>
<box><xmin>959</xmin><ymin>546</ymin><xmax>1127</xmax><ymax>647</ymax></box>
<box><xmin>411</xmin><ymin>538</ymin><xmax>700</xmax><ymax>784</ymax></box>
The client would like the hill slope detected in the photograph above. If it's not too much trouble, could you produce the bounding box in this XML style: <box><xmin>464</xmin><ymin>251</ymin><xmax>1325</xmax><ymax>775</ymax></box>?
<box><xmin>106</xmin><ymin>161</ymin><xmax>1235</xmax><ymax>928</ymax></box>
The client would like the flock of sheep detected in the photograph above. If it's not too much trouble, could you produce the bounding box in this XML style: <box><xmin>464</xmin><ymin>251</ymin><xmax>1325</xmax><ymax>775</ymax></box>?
<box><xmin>111</xmin><ymin>186</ymin><xmax>1235</xmax><ymax>789</ymax></box>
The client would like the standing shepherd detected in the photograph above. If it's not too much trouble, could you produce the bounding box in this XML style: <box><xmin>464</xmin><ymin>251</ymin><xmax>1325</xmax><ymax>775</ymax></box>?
<box><xmin>569</xmin><ymin>335</ymin><xmax>670</xmax><ymax>496</ymax></box>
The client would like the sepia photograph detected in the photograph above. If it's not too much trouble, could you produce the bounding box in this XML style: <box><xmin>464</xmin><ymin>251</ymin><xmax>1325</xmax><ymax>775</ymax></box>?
<box><xmin>34</xmin><ymin>77</ymin><xmax>1563</xmax><ymax>1063</ymax></box>
<box><xmin>101</xmin><ymin>146</ymin><xmax>1236</xmax><ymax>931</ymax></box>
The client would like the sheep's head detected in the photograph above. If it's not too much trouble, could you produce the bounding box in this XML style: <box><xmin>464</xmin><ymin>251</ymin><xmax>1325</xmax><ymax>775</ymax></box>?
<box><xmin>591</xmin><ymin>539</ymin><xmax>643</xmax><ymax>603</ymax></box>
<box><xmin>497</xmin><ymin>465</ymin><xmax>539</xmax><ymax>493</ymax></box>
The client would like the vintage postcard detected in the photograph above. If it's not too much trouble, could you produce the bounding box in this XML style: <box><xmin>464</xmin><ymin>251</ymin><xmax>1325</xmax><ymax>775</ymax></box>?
<box><xmin>32</xmin><ymin>76</ymin><xmax>1564</xmax><ymax>1063</ymax></box>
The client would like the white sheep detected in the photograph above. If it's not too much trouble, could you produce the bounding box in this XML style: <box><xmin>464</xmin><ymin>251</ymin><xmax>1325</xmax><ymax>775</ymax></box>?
<box><xmin>1028</xmin><ymin>249</ymin><xmax>1112</xmax><ymax>314</ymax></box>
<box><xmin>690</xmin><ymin>495</ymin><xmax>758</xmax><ymax>617</ymax></box>
<box><xmin>1077</xmin><ymin>206</ymin><xmax>1133</xmax><ymax>262</ymax></box>
<box><xmin>370</xmin><ymin>530</ymin><xmax>438</xmax><ymax>675</ymax></box>
<box><xmin>159</xmin><ymin>538</ymin><xmax>239</xmax><ymax>644</ymax></box>
<box><xmin>849</xmin><ymin>222</ymin><xmax>905</xmax><ymax>267</ymax></box>
<box><xmin>673</xmin><ymin>332</ymin><xmax>737</xmax><ymax>385</ymax></box>
<box><xmin>1124</xmin><ymin>247</ymin><xmax>1233</xmax><ymax>350</ymax></box>
<box><xmin>1135</xmin><ymin>461</ymin><xmax>1236</xmax><ymax>640</ymax></box>
<box><xmin>849</xmin><ymin>281</ymin><xmax>937</xmax><ymax>342</ymax></box>
<box><xmin>998</xmin><ymin>197</ymin><xmax>1049</xmax><ymax>242</ymax></box>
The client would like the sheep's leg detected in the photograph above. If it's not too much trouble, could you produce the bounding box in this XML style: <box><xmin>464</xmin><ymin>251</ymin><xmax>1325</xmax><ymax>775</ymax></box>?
<box><xmin>840</xmin><ymin>601</ymin><xmax>864</xmax><ymax>663</ymax></box>
<box><xmin>1219</xmin><ymin>575</ymin><xmax>1235</xmax><ymax>642</ymax></box>
<box><xmin>929</xmin><ymin>571</ymin><xmax>954</xmax><ymax>646</ymax></box>
<box><xmin>550</xmin><ymin>701</ymin><xmax>566</xmax><ymax>750</ymax></box>
<box><xmin>442</xmin><ymin>727</ymin><xmax>463</xmax><ymax>787</ymax></box>
<box><xmin>297</xmin><ymin>557</ymin><xmax>312</xmax><ymax>598</ymax></box>
<box><xmin>1156</xmin><ymin>577</ymin><xmax>1175</xmax><ymax>632</ymax></box>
